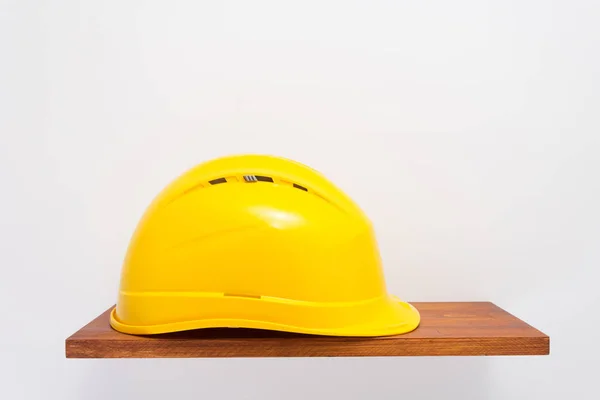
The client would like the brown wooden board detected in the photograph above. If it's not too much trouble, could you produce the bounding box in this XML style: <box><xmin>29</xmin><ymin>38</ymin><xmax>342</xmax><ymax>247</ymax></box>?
<box><xmin>65</xmin><ymin>302</ymin><xmax>549</xmax><ymax>358</ymax></box>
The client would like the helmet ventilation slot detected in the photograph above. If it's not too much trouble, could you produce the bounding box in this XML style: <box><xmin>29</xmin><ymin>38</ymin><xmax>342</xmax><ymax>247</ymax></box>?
<box><xmin>243</xmin><ymin>175</ymin><xmax>274</xmax><ymax>183</ymax></box>
<box><xmin>202</xmin><ymin>175</ymin><xmax>316</xmax><ymax>198</ymax></box>
<box><xmin>209</xmin><ymin>177</ymin><xmax>227</xmax><ymax>185</ymax></box>
<box><xmin>255</xmin><ymin>175</ymin><xmax>273</xmax><ymax>182</ymax></box>
<box><xmin>207</xmin><ymin>175</ymin><xmax>310</xmax><ymax>192</ymax></box>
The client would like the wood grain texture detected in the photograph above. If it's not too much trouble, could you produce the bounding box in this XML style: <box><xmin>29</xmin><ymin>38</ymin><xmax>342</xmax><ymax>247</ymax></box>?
<box><xmin>65</xmin><ymin>302</ymin><xmax>549</xmax><ymax>358</ymax></box>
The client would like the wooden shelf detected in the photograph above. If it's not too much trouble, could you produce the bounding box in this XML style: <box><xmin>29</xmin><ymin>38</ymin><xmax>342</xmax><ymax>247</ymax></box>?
<box><xmin>65</xmin><ymin>302</ymin><xmax>549</xmax><ymax>358</ymax></box>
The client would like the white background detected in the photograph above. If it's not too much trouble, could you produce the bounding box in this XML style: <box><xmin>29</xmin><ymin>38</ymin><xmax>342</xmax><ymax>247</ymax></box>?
<box><xmin>1</xmin><ymin>1</ymin><xmax>599</xmax><ymax>399</ymax></box>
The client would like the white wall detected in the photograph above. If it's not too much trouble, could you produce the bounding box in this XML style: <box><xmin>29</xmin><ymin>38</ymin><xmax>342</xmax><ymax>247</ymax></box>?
<box><xmin>2</xmin><ymin>1</ymin><xmax>599</xmax><ymax>398</ymax></box>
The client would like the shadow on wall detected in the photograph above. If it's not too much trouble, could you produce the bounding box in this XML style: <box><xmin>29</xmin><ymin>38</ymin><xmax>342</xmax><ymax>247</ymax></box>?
<box><xmin>74</xmin><ymin>356</ymin><xmax>490</xmax><ymax>400</ymax></box>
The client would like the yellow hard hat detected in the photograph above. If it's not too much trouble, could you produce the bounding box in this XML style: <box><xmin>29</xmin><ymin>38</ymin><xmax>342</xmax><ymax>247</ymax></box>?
<box><xmin>110</xmin><ymin>154</ymin><xmax>420</xmax><ymax>336</ymax></box>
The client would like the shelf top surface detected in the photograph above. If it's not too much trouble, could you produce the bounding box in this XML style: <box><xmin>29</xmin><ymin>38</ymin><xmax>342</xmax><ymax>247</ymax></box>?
<box><xmin>66</xmin><ymin>302</ymin><xmax>549</xmax><ymax>358</ymax></box>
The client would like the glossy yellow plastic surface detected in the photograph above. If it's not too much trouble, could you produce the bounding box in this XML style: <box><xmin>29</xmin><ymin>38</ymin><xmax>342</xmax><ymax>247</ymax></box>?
<box><xmin>110</xmin><ymin>155</ymin><xmax>420</xmax><ymax>336</ymax></box>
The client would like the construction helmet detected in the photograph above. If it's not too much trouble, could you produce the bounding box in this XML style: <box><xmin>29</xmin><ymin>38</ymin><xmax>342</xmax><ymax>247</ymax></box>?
<box><xmin>110</xmin><ymin>155</ymin><xmax>420</xmax><ymax>336</ymax></box>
